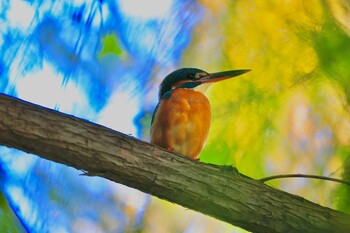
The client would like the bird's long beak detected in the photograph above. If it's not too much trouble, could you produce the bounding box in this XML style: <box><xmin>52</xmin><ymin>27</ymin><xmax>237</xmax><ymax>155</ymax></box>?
<box><xmin>201</xmin><ymin>69</ymin><xmax>251</xmax><ymax>83</ymax></box>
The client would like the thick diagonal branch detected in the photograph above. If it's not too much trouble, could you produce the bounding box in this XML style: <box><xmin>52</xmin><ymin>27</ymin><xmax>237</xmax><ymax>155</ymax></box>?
<box><xmin>0</xmin><ymin>93</ymin><xmax>349</xmax><ymax>233</ymax></box>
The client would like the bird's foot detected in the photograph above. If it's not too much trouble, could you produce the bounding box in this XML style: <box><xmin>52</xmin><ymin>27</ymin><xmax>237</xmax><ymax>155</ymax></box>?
<box><xmin>167</xmin><ymin>147</ymin><xmax>175</xmax><ymax>153</ymax></box>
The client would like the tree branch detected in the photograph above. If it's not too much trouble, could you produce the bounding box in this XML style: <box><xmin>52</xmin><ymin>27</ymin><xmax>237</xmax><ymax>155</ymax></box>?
<box><xmin>0</xmin><ymin>93</ymin><xmax>349</xmax><ymax>233</ymax></box>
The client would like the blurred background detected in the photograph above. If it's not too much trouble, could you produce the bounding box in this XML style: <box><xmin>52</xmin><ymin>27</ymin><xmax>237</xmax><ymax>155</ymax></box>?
<box><xmin>1</xmin><ymin>0</ymin><xmax>350</xmax><ymax>232</ymax></box>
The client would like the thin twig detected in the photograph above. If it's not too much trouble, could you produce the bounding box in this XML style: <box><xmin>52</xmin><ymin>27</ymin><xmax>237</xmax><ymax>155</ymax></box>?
<box><xmin>260</xmin><ymin>174</ymin><xmax>350</xmax><ymax>186</ymax></box>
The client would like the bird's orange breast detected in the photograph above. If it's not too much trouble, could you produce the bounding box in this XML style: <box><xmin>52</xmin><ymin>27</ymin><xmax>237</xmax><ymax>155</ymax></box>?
<box><xmin>151</xmin><ymin>88</ymin><xmax>211</xmax><ymax>159</ymax></box>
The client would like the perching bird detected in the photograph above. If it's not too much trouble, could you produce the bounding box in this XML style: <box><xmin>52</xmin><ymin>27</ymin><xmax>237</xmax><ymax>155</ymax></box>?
<box><xmin>151</xmin><ymin>68</ymin><xmax>250</xmax><ymax>160</ymax></box>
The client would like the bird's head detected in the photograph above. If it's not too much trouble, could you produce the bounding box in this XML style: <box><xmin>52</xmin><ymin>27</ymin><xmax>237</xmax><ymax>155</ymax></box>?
<box><xmin>158</xmin><ymin>68</ymin><xmax>251</xmax><ymax>99</ymax></box>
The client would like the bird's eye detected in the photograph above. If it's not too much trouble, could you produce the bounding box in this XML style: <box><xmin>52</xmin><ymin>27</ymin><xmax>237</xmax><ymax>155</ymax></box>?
<box><xmin>187</xmin><ymin>74</ymin><xmax>194</xmax><ymax>79</ymax></box>
<box><xmin>192</xmin><ymin>72</ymin><xmax>208</xmax><ymax>80</ymax></box>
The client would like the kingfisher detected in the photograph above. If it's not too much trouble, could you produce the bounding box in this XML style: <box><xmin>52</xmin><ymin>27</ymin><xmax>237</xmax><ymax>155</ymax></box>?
<box><xmin>151</xmin><ymin>68</ymin><xmax>250</xmax><ymax>160</ymax></box>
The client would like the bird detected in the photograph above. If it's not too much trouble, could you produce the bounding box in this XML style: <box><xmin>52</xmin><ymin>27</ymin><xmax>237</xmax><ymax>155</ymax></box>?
<box><xmin>151</xmin><ymin>68</ymin><xmax>250</xmax><ymax>160</ymax></box>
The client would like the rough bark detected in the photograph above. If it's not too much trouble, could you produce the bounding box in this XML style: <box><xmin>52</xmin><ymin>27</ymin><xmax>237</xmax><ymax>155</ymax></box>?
<box><xmin>0</xmin><ymin>93</ymin><xmax>349</xmax><ymax>233</ymax></box>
